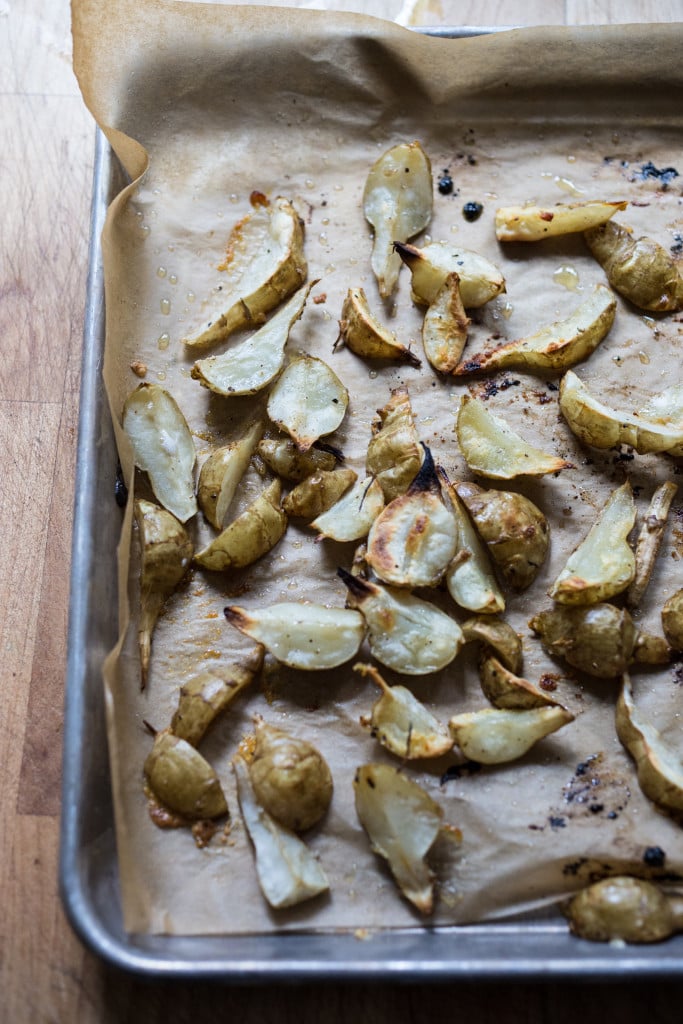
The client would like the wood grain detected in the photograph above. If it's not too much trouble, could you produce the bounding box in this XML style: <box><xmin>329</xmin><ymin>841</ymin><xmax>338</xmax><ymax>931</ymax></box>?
<box><xmin>1</xmin><ymin>1</ymin><xmax>682</xmax><ymax>1021</ymax></box>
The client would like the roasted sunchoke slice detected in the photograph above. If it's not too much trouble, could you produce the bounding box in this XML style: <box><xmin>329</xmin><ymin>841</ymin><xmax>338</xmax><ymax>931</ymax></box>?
<box><xmin>366</xmin><ymin>446</ymin><xmax>457</xmax><ymax>588</ymax></box>
<box><xmin>170</xmin><ymin>653</ymin><xmax>263</xmax><ymax>747</ymax></box>
<box><xmin>355</xmin><ymin>663</ymin><xmax>453</xmax><ymax>759</ymax></box>
<box><xmin>134</xmin><ymin>499</ymin><xmax>193</xmax><ymax>689</ymax></box>
<box><xmin>337</xmin><ymin>287</ymin><xmax>421</xmax><ymax>367</ymax></box>
<box><xmin>479</xmin><ymin>654</ymin><xmax>560</xmax><ymax>710</ymax></box>
<box><xmin>627</xmin><ymin>481</ymin><xmax>678</xmax><ymax>608</ymax></box>
<box><xmin>550</xmin><ymin>482</ymin><xmax>636</xmax><ymax>606</ymax></box>
<box><xmin>448</xmin><ymin>706</ymin><xmax>573</xmax><ymax>765</ymax></box>
<box><xmin>247</xmin><ymin>716</ymin><xmax>333</xmax><ymax>832</ymax></box>
<box><xmin>122</xmin><ymin>383</ymin><xmax>197</xmax><ymax>523</ymax></box>
<box><xmin>144</xmin><ymin>732</ymin><xmax>228</xmax><ymax>820</ymax></box>
<box><xmin>421</xmin><ymin>272</ymin><xmax>469</xmax><ymax>374</ymax></box>
<box><xmin>197</xmin><ymin>420</ymin><xmax>263</xmax><ymax>530</ymax></box>
<box><xmin>616</xmin><ymin>673</ymin><xmax>683</xmax><ymax>820</ymax></box>
<box><xmin>455</xmin><ymin>395</ymin><xmax>572</xmax><ymax>480</ymax></box>
<box><xmin>282</xmin><ymin>467</ymin><xmax>357</xmax><ymax>519</ymax></box>
<box><xmin>461</xmin><ymin>616</ymin><xmax>522</xmax><ymax>674</ymax></box>
<box><xmin>185</xmin><ymin>195</ymin><xmax>307</xmax><ymax>350</ymax></box>
<box><xmin>190</xmin><ymin>282</ymin><xmax>313</xmax><ymax>395</ymax></box>
<box><xmin>455</xmin><ymin>481</ymin><xmax>549</xmax><ymax>591</ymax></box>
<box><xmin>662</xmin><ymin>589</ymin><xmax>683</xmax><ymax>651</ymax></box>
<box><xmin>353</xmin><ymin>763</ymin><xmax>444</xmax><ymax>914</ymax></box>
<box><xmin>194</xmin><ymin>478</ymin><xmax>287</xmax><ymax>571</ymax></box>
<box><xmin>363</xmin><ymin>141</ymin><xmax>433</xmax><ymax>298</ymax></box>
<box><xmin>585</xmin><ymin>219</ymin><xmax>683</xmax><ymax>312</ymax></box>
<box><xmin>394</xmin><ymin>239</ymin><xmax>505</xmax><ymax>309</ymax></box>
<box><xmin>339</xmin><ymin>568</ymin><xmax>463</xmax><ymax>675</ymax></box>
<box><xmin>454</xmin><ymin>284</ymin><xmax>616</xmax><ymax>376</ymax></box>
<box><xmin>529</xmin><ymin>603</ymin><xmax>669</xmax><ymax>679</ymax></box>
<box><xmin>310</xmin><ymin>475</ymin><xmax>385</xmax><ymax>542</ymax></box>
<box><xmin>439</xmin><ymin>473</ymin><xmax>505</xmax><ymax>615</ymax></box>
<box><xmin>224</xmin><ymin>602</ymin><xmax>365</xmax><ymax>670</ymax></box>
<box><xmin>565</xmin><ymin>877</ymin><xmax>683</xmax><ymax>944</ymax></box>
<box><xmin>233</xmin><ymin>754</ymin><xmax>329</xmax><ymax>909</ymax></box>
<box><xmin>559</xmin><ymin>371</ymin><xmax>683</xmax><ymax>454</ymax></box>
<box><xmin>495</xmin><ymin>199</ymin><xmax>626</xmax><ymax>242</ymax></box>
<box><xmin>366</xmin><ymin>385</ymin><xmax>423</xmax><ymax>502</ymax></box>
<box><xmin>267</xmin><ymin>353</ymin><xmax>348</xmax><ymax>451</ymax></box>
<box><xmin>257</xmin><ymin>437</ymin><xmax>338</xmax><ymax>481</ymax></box>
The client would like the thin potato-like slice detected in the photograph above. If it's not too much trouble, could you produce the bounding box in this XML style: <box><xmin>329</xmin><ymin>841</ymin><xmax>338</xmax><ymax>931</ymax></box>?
<box><xmin>354</xmin><ymin>763</ymin><xmax>444</xmax><ymax>914</ymax></box>
<box><xmin>394</xmin><ymin>240</ymin><xmax>505</xmax><ymax>309</ymax></box>
<box><xmin>197</xmin><ymin>420</ymin><xmax>263</xmax><ymax>530</ymax></box>
<box><xmin>224</xmin><ymin>602</ymin><xmax>365</xmax><ymax>670</ymax></box>
<box><xmin>495</xmin><ymin>200</ymin><xmax>626</xmax><ymax>242</ymax></box>
<box><xmin>422</xmin><ymin>272</ymin><xmax>470</xmax><ymax>374</ymax></box>
<box><xmin>356</xmin><ymin>663</ymin><xmax>453</xmax><ymax>759</ymax></box>
<box><xmin>190</xmin><ymin>283</ymin><xmax>313</xmax><ymax>396</ymax></box>
<box><xmin>616</xmin><ymin>673</ymin><xmax>683</xmax><ymax>820</ymax></box>
<box><xmin>454</xmin><ymin>284</ymin><xmax>616</xmax><ymax>376</ymax></box>
<box><xmin>339</xmin><ymin>569</ymin><xmax>464</xmax><ymax>675</ymax></box>
<box><xmin>282</xmin><ymin>468</ymin><xmax>357</xmax><ymax>519</ymax></box>
<box><xmin>456</xmin><ymin>395</ymin><xmax>572</xmax><ymax>479</ymax></box>
<box><xmin>122</xmin><ymin>383</ymin><xmax>197</xmax><ymax>523</ymax></box>
<box><xmin>363</xmin><ymin>141</ymin><xmax>433</xmax><ymax>298</ymax></box>
<box><xmin>338</xmin><ymin>287</ymin><xmax>421</xmax><ymax>367</ymax></box>
<box><xmin>267</xmin><ymin>354</ymin><xmax>349</xmax><ymax>451</ymax></box>
<box><xmin>559</xmin><ymin>371</ymin><xmax>683</xmax><ymax>454</ymax></box>
<box><xmin>448</xmin><ymin>706</ymin><xmax>574</xmax><ymax>765</ymax></box>
<box><xmin>439</xmin><ymin>472</ymin><xmax>505</xmax><ymax>615</ymax></box>
<box><xmin>310</xmin><ymin>475</ymin><xmax>385</xmax><ymax>543</ymax></box>
<box><xmin>194</xmin><ymin>479</ymin><xmax>287</xmax><ymax>571</ymax></box>
<box><xmin>585</xmin><ymin>220</ymin><xmax>683</xmax><ymax>312</ymax></box>
<box><xmin>627</xmin><ymin>481</ymin><xmax>678</xmax><ymax>608</ymax></box>
<box><xmin>366</xmin><ymin>385</ymin><xmax>424</xmax><ymax>503</ymax></box>
<box><xmin>185</xmin><ymin>195</ymin><xmax>307</xmax><ymax>350</ymax></box>
<box><xmin>479</xmin><ymin>654</ymin><xmax>560</xmax><ymax>710</ymax></box>
<box><xmin>550</xmin><ymin>482</ymin><xmax>636</xmax><ymax>605</ymax></box>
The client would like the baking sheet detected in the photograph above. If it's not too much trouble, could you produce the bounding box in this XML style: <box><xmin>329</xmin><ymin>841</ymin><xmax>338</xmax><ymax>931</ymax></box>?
<box><xmin>71</xmin><ymin>0</ymin><xmax>683</xmax><ymax>941</ymax></box>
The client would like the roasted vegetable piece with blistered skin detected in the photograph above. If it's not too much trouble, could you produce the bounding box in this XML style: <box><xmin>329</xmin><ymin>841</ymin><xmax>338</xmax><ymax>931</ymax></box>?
<box><xmin>448</xmin><ymin>705</ymin><xmax>574</xmax><ymax>765</ymax></box>
<box><xmin>363</xmin><ymin>141</ymin><xmax>433</xmax><ymax>298</ymax></box>
<box><xmin>479</xmin><ymin>654</ymin><xmax>560</xmax><ymax>710</ymax></box>
<box><xmin>421</xmin><ymin>272</ymin><xmax>469</xmax><ymax>374</ymax></box>
<box><xmin>309</xmin><ymin>475</ymin><xmax>385</xmax><ymax>543</ymax></box>
<box><xmin>627</xmin><ymin>482</ymin><xmax>678</xmax><ymax>608</ymax></box>
<box><xmin>366</xmin><ymin>385</ymin><xmax>424</xmax><ymax>503</ymax></box>
<box><xmin>565</xmin><ymin>877</ymin><xmax>683</xmax><ymax>944</ymax></box>
<box><xmin>439</xmin><ymin>472</ymin><xmax>505</xmax><ymax>616</ymax></box>
<box><xmin>144</xmin><ymin>732</ymin><xmax>228</xmax><ymax>820</ymax></box>
<box><xmin>170</xmin><ymin>652</ymin><xmax>263</xmax><ymax>747</ymax></box>
<box><xmin>224</xmin><ymin>602</ymin><xmax>365</xmax><ymax>670</ymax></box>
<box><xmin>585</xmin><ymin>220</ymin><xmax>683</xmax><ymax>312</ymax></box>
<box><xmin>455</xmin><ymin>481</ymin><xmax>549</xmax><ymax>591</ymax></box>
<box><xmin>247</xmin><ymin>716</ymin><xmax>333</xmax><ymax>832</ymax></box>
<box><xmin>461</xmin><ymin>615</ymin><xmax>522</xmax><ymax>674</ymax></box>
<box><xmin>134</xmin><ymin>499</ymin><xmax>193</xmax><ymax>689</ymax></box>
<box><xmin>197</xmin><ymin>420</ymin><xmax>263</xmax><ymax>530</ymax></box>
<box><xmin>282</xmin><ymin>468</ymin><xmax>357</xmax><ymax>519</ymax></box>
<box><xmin>194</xmin><ymin>478</ymin><xmax>287</xmax><ymax>571</ymax></box>
<box><xmin>394</xmin><ymin>239</ymin><xmax>505</xmax><ymax>309</ymax></box>
<box><xmin>662</xmin><ymin>589</ymin><xmax>683</xmax><ymax>651</ymax></box>
<box><xmin>267</xmin><ymin>353</ymin><xmax>349</xmax><ymax>451</ymax></box>
<box><xmin>495</xmin><ymin>199</ymin><xmax>627</xmax><ymax>242</ymax></box>
<box><xmin>356</xmin><ymin>663</ymin><xmax>453</xmax><ymax>759</ymax></box>
<box><xmin>337</xmin><ymin>287</ymin><xmax>421</xmax><ymax>367</ymax></box>
<box><xmin>257</xmin><ymin>437</ymin><xmax>338</xmax><ymax>481</ymax></box>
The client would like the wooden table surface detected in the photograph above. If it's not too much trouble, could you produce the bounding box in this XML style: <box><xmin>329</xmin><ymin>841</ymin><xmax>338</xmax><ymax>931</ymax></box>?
<box><xmin>2</xmin><ymin>1</ymin><xmax>683</xmax><ymax>1020</ymax></box>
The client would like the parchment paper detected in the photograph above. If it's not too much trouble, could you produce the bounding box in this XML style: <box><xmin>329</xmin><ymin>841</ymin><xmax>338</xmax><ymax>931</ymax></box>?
<box><xmin>72</xmin><ymin>0</ymin><xmax>683</xmax><ymax>935</ymax></box>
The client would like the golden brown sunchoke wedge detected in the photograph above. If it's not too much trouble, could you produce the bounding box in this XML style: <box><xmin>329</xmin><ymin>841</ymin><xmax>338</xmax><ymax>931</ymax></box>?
<box><xmin>233</xmin><ymin>754</ymin><xmax>329</xmax><ymax>909</ymax></box>
<box><xmin>353</xmin><ymin>763</ymin><xmax>444</xmax><ymax>914</ymax></box>
<box><xmin>439</xmin><ymin>473</ymin><xmax>505</xmax><ymax>615</ymax></box>
<box><xmin>247</xmin><ymin>716</ymin><xmax>333</xmax><ymax>832</ymax></box>
<box><xmin>309</xmin><ymin>475</ymin><xmax>385</xmax><ymax>543</ymax></box>
<box><xmin>144</xmin><ymin>732</ymin><xmax>228</xmax><ymax>820</ymax></box>
<box><xmin>495</xmin><ymin>200</ymin><xmax>626</xmax><ymax>242</ymax></box>
<box><xmin>455</xmin><ymin>395</ymin><xmax>573</xmax><ymax>480</ymax></box>
<box><xmin>170</xmin><ymin>653</ymin><xmax>263</xmax><ymax>747</ymax></box>
<box><xmin>122</xmin><ymin>383</ymin><xmax>197</xmax><ymax>523</ymax></box>
<box><xmin>363</xmin><ymin>140</ymin><xmax>433</xmax><ymax>298</ymax></box>
<box><xmin>355</xmin><ymin>663</ymin><xmax>453</xmax><ymax>759</ymax></box>
<box><xmin>550</xmin><ymin>482</ymin><xmax>636</xmax><ymax>606</ymax></box>
<box><xmin>448</xmin><ymin>706</ymin><xmax>574</xmax><ymax>765</ymax></box>
<box><xmin>565</xmin><ymin>877</ymin><xmax>683</xmax><ymax>944</ymax></box>
<box><xmin>559</xmin><ymin>371</ymin><xmax>683</xmax><ymax>454</ymax></box>
<box><xmin>257</xmin><ymin>437</ymin><xmax>338</xmax><ymax>481</ymax></box>
<box><xmin>585</xmin><ymin>220</ymin><xmax>683</xmax><ymax>311</ymax></box>
<box><xmin>194</xmin><ymin>478</ymin><xmax>287</xmax><ymax>571</ymax></box>
<box><xmin>454</xmin><ymin>284</ymin><xmax>616</xmax><ymax>376</ymax></box>
<box><xmin>421</xmin><ymin>272</ymin><xmax>470</xmax><ymax>374</ymax></box>
<box><xmin>339</xmin><ymin>568</ymin><xmax>463</xmax><ymax>675</ymax></box>
<box><xmin>616</xmin><ymin>673</ymin><xmax>683</xmax><ymax>820</ymax></box>
<box><xmin>337</xmin><ymin>287</ymin><xmax>421</xmax><ymax>367</ymax></box>
<box><xmin>479</xmin><ymin>654</ymin><xmax>560</xmax><ymax>710</ymax></box>
<box><xmin>394</xmin><ymin>240</ymin><xmax>505</xmax><ymax>308</ymax></box>
<box><xmin>282</xmin><ymin>468</ymin><xmax>357</xmax><ymax>519</ymax></box>
<box><xmin>197</xmin><ymin>420</ymin><xmax>263</xmax><ymax>530</ymax></box>
<box><xmin>662</xmin><ymin>589</ymin><xmax>683</xmax><ymax>651</ymax></box>
<box><xmin>224</xmin><ymin>602</ymin><xmax>365</xmax><ymax>670</ymax></box>
<box><xmin>184</xmin><ymin>195</ymin><xmax>307</xmax><ymax>350</ymax></box>
<box><xmin>366</xmin><ymin>446</ymin><xmax>457</xmax><ymax>588</ymax></box>
<box><xmin>267</xmin><ymin>353</ymin><xmax>348</xmax><ymax>451</ymax></box>
<box><xmin>366</xmin><ymin>385</ymin><xmax>423</xmax><ymax>502</ymax></box>
<box><xmin>134</xmin><ymin>499</ymin><xmax>193</xmax><ymax>689</ymax></box>
<box><xmin>461</xmin><ymin>616</ymin><xmax>523</xmax><ymax>674</ymax></box>
<box><xmin>627</xmin><ymin>481</ymin><xmax>678</xmax><ymax>608</ymax></box>
<box><xmin>529</xmin><ymin>603</ymin><xmax>669</xmax><ymax>679</ymax></box>
<box><xmin>455</xmin><ymin>481</ymin><xmax>549</xmax><ymax>590</ymax></box>
<box><xmin>190</xmin><ymin>282</ymin><xmax>313</xmax><ymax>396</ymax></box>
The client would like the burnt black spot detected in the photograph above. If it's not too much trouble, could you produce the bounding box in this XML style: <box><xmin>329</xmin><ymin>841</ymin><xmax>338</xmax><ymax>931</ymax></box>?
<box><xmin>114</xmin><ymin>462</ymin><xmax>128</xmax><ymax>508</ymax></box>
<box><xmin>643</xmin><ymin>846</ymin><xmax>666</xmax><ymax>868</ymax></box>
<box><xmin>636</xmin><ymin>161</ymin><xmax>679</xmax><ymax>186</ymax></box>
<box><xmin>549</xmin><ymin>815</ymin><xmax>567</xmax><ymax>829</ymax></box>
<box><xmin>462</xmin><ymin>201</ymin><xmax>483</xmax><ymax>222</ymax></box>
<box><xmin>438</xmin><ymin>172</ymin><xmax>454</xmax><ymax>195</ymax></box>
<box><xmin>440</xmin><ymin>761</ymin><xmax>482</xmax><ymax>784</ymax></box>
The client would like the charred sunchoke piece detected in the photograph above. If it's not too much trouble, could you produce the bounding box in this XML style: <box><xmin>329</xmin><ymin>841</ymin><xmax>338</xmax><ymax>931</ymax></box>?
<box><xmin>134</xmin><ymin>499</ymin><xmax>193</xmax><ymax>688</ymax></box>
<box><xmin>394</xmin><ymin>239</ymin><xmax>505</xmax><ymax>308</ymax></box>
<box><xmin>224</xmin><ymin>602</ymin><xmax>365</xmax><ymax>670</ymax></box>
<box><xmin>440</xmin><ymin>473</ymin><xmax>505</xmax><ymax>615</ymax></box>
<box><xmin>495</xmin><ymin>200</ymin><xmax>626</xmax><ymax>242</ymax></box>
<box><xmin>363</xmin><ymin>141</ymin><xmax>433</xmax><ymax>298</ymax></box>
<box><xmin>170</xmin><ymin>654</ymin><xmax>262</xmax><ymax>747</ymax></box>
<box><xmin>356</xmin><ymin>663</ymin><xmax>453</xmax><ymax>759</ymax></box>
<box><xmin>565</xmin><ymin>876</ymin><xmax>683</xmax><ymax>944</ymax></box>
<box><xmin>282</xmin><ymin>468</ymin><xmax>357</xmax><ymax>519</ymax></box>
<box><xmin>194</xmin><ymin>478</ymin><xmax>287</xmax><ymax>571</ymax></box>
<box><xmin>585</xmin><ymin>219</ymin><xmax>683</xmax><ymax>311</ymax></box>
<box><xmin>366</xmin><ymin>385</ymin><xmax>423</xmax><ymax>503</ymax></box>
<box><xmin>354</xmin><ymin>762</ymin><xmax>444</xmax><ymax>914</ymax></box>
<box><xmin>461</xmin><ymin>616</ymin><xmax>522</xmax><ymax>674</ymax></box>
<box><xmin>267</xmin><ymin>354</ymin><xmax>348</xmax><ymax>451</ymax></box>
<box><xmin>144</xmin><ymin>732</ymin><xmax>228</xmax><ymax>820</ymax></box>
<box><xmin>197</xmin><ymin>420</ymin><xmax>263</xmax><ymax>530</ymax></box>
<box><xmin>257</xmin><ymin>437</ymin><xmax>338</xmax><ymax>481</ymax></box>
<box><xmin>479</xmin><ymin>654</ymin><xmax>560</xmax><ymax>710</ymax></box>
<box><xmin>421</xmin><ymin>272</ymin><xmax>470</xmax><ymax>374</ymax></box>
<box><xmin>448</xmin><ymin>706</ymin><xmax>573</xmax><ymax>765</ymax></box>
<box><xmin>123</xmin><ymin>383</ymin><xmax>197</xmax><ymax>523</ymax></box>
<box><xmin>338</xmin><ymin>287</ymin><xmax>421</xmax><ymax>367</ymax></box>
<box><xmin>627</xmin><ymin>482</ymin><xmax>678</xmax><ymax>608</ymax></box>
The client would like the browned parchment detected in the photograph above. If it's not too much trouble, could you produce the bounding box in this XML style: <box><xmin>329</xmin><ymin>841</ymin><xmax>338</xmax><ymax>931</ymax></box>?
<box><xmin>72</xmin><ymin>0</ymin><xmax>683</xmax><ymax>934</ymax></box>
